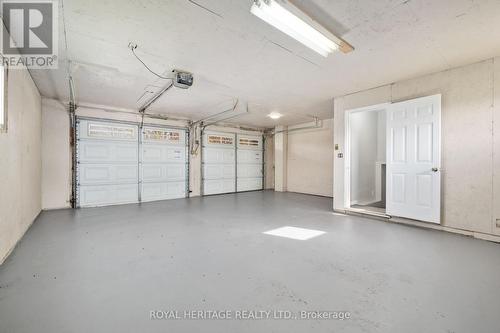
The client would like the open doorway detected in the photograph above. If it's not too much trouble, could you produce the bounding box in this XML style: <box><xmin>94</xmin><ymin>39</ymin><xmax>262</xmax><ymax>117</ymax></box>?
<box><xmin>344</xmin><ymin>95</ymin><xmax>441</xmax><ymax>223</ymax></box>
<box><xmin>345</xmin><ymin>104</ymin><xmax>389</xmax><ymax>215</ymax></box>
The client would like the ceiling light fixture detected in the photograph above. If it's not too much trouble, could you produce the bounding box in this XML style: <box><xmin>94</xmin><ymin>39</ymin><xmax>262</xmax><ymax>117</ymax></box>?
<box><xmin>250</xmin><ymin>0</ymin><xmax>353</xmax><ymax>57</ymax></box>
<box><xmin>268</xmin><ymin>112</ymin><xmax>283</xmax><ymax>119</ymax></box>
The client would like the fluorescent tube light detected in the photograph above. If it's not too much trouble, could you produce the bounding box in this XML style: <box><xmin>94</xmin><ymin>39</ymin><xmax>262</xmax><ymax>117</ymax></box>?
<box><xmin>251</xmin><ymin>0</ymin><xmax>352</xmax><ymax>57</ymax></box>
<box><xmin>268</xmin><ymin>112</ymin><xmax>283</xmax><ymax>119</ymax></box>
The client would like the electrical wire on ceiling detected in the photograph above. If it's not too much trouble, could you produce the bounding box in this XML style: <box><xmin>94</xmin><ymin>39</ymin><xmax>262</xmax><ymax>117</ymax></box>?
<box><xmin>187</xmin><ymin>0</ymin><xmax>223</xmax><ymax>18</ymax></box>
<box><xmin>61</xmin><ymin>0</ymin><xmax>76</xmax><ymax>105</ymax></box>
<box><xmin>129</xmin><ymin>43</ymin><xmax>172</xmax><ymax>80</ymax></box>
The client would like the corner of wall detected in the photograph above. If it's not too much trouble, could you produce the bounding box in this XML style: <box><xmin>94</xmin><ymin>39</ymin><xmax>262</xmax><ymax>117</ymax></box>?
<box><xmin>41</xmin><ymin>97</ymin><xmax>71</xmax><ymax>210</ymax></box>
<box><xmin>274</xmin><ymin>126</ymin><xmax>287</xmax><ymax>192</ymax></box>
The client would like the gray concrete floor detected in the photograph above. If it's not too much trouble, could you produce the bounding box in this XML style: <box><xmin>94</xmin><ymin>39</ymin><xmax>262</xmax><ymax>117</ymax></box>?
<box><xmin>1</xmin><ymin>191</ymin><xmax>500</xmax><ymax>333</ymax></box>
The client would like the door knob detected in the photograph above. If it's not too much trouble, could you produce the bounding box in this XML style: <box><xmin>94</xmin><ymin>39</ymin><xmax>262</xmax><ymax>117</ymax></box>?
<box><xmin>432</xmin><ymin>167</ymin><xmax>439</xmax><ymax>172</ymax></box>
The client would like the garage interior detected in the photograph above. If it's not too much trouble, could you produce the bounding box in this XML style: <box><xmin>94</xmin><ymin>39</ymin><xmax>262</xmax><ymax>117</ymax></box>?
<box><xmin>1</xmin><ymin>0</ymin><xmax>500</xmax><ymax>332</ymax></box>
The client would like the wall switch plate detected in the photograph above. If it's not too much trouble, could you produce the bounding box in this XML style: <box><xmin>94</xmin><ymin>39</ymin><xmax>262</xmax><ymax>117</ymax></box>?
<box><xmin>335</xmin><ymin>144</ymin><xmax>339</xmax><ymax>151</ymax></box>
<box><xmin>496</xmin><ymin>219</ymin><xmax>500</xmax><ymax>228</ymax></box>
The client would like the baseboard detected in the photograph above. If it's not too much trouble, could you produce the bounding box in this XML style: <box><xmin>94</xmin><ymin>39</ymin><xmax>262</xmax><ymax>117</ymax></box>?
<box><xmin>0</xmin><ymin>210</ymin><xmax>41</xmax><ymax>265</ymax></box>
<box><xmin>337</xmin><ymin>208</ymin><xmax>500</xmax><ymax>244</ymax></box>
<box><xmin>42</xmin><ymin>205</ymin><xmax>71</xmax><ymax>211</ymax></box>
<box><xmin>286</xmin><ymin>191</ymin><xmax>333</xmax><ymax>199</ymax></box>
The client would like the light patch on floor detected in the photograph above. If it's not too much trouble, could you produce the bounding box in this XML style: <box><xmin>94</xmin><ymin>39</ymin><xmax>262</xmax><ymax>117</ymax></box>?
<box><xmin>263</xmin><ymin>226</ymin><xmax>326</xmax><ymax>240</ymax></box>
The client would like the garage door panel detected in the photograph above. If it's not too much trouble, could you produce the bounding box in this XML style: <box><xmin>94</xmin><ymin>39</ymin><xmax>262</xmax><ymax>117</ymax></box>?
<box><xmin>237</xmin><ymin>164</ymin><xmax>262</xmax><ymax>178</ymax></box>
<box><xmin>140</xmin><ymin>127</ymin><xmax>188</xmax><ymax>203</ymax></box>
<box><xmin>202</xmin><ymin>131</ymin><xmax>236</xmax><ymax>195</ymax></box>
<box><xmin>203</xmin><ymin>132</ymin><xmax>235</xmax><ymax>148</ymax></box>
<box><xmin>79</xmin><ymin>164</ymin><xmax>138</xmax><ymax>185</ymax></box>
<box><xmin>203</xmin><ymin>179</ymin><xmax>236</xmax><ymax>195</ymax></box>
<box><xmin>141</xmin><ymin>181</ymin><xmax>186</xmax><ymax>202</ymax></box>
<box><xmin>79</xmin><ymin>184</ymin><xmax>139</xmax><ymax>207</ymax></box>
<box><xmin>79</xmin><ymin>141</ymin><xmax>138</xmax><ymax>163</ymax></box>
<box><xmin>237</xmin><ymin>150</ymin><xmax>263</xmax><ymax>163</ymax></box>
<box><xmin>142</xmin><ymin>164</ymin><xmax>186</xmax><ymax>182</ymax></box>
<box><xmin>236</xmin><ymin>134</ymin><xmax>263</xmax><ymax>193</ymax></box>
<box><xmin>237</xmin><ymin>178</ymin><xmax>263</xmax><ymax>192</ymax></box>
<box><xmin>237</xmin><ymin>135</ymin><xmax>263</xmax><ymax>150</ymax></box>
<box><xmin>78</xmin><ymin>120</ymin><xmax>138</xmax><ymax>142</ymax></box>
<box><xmin>204</xmin><ymin>164</ymin><xmax>235</xmax><ymax>180</ymax></box>
<box><xmin>203</xmin><ymin>148</ymin><xmax>235</xmax><ymax>164</ymax></box>
<box><xmin>142</xmin><ymin>145</ymin><xmax>186</xmax><ymax>164</ymax></box>
<box><xmin>77</xmin><ymin>119</ymin><xmax>140</xmax><ymax>207</ymax></box>
<box><xmin>142</xmin><ymin>127</ymin><xmax>186</xmax><ymax>145</ymax></box>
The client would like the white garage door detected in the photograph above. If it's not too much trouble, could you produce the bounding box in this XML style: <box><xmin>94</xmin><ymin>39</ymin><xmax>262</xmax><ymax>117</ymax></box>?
<box><xmin>77</xmin><ymin>119</ymin><xmax>139</xmax><ymax>207</ymax></box>
<box><xmin>237</xmin><ymin>134</ymin><xmax>263</xmax><ymax>192</ymax></box>
<box><xmin>77</xmin><ymin>119</ymin><xmax>189</xmax><ymax>207</ymax></box>
<box><xmin>140</xmin><ymin>126</ymin><xmax>188</xmax><ymax>202</ymax></box>
<box><xmin>202</xmin><ymin>131</ymin><xmax>236</xmax><ymax>195</ymax></box>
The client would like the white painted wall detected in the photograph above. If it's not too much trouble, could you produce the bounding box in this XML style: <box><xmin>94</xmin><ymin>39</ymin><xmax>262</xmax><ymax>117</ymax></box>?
<box><xmin>274</xmin><ymin>126</ymin><xmax>287</xmax><ymax>192</ymax></box>
<box><xmin>494</xmin><ymin>59</ymin><xmax>500</xmax><ymax>236</ymax></box>
<box><xmin>287</xmin><ymin>119</ymin><xmax>334</xmax><ymax>197</ymax></box>
<box><xmin>264</xmin><ymin>135</ymin><xmax>274</xmax><ymax>189</ymax></box>
<box><xmin>42</xmin><ymin>98</ymin><xmax>71</xmax><ymax>209</ymax></box>
<box><xmin>0</xmin><ymin>68</ymin><xmax>42</xmax><ymax>264</ymax></box>
<box><xmin>334</xmin><ymin>58</ymin><xmax>500</xmax><ymax>236</ymax></box>
<box><xmin>376</xmin><ymin>111</ymin><xmax>386</xmax><ymax>162</ymax></box>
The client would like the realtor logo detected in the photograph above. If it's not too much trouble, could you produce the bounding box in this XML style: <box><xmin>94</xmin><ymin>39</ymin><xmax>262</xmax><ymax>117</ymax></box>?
<box><xmin>1</xmin><ymin>1</ymin><xmax>58</xmax><ymax>68</ymax></box>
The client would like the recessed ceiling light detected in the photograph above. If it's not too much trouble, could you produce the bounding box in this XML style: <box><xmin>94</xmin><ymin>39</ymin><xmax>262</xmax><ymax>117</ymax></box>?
<box><xmin>250</xmin><ymin>0</ymin><xmax>353</xmax><ymax>57</ymax></box>
<box><xmin>268</xmin><ymin>112</ymin><xmax>283</xmax><ymax>119</ymax></box>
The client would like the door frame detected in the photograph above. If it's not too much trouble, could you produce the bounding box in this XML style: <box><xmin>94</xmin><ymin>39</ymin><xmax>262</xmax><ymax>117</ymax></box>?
<box><xmin>344</xmin><ymin>103</ymin><xmax>391</xmax><ymax>214</ymax></box>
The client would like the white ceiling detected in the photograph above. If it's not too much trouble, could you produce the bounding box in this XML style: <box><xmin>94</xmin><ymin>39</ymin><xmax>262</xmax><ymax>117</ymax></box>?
<box><xmin>30</xmin><ymin>0</ymin><xmax>500</xmax><ymax>127</ymax></box>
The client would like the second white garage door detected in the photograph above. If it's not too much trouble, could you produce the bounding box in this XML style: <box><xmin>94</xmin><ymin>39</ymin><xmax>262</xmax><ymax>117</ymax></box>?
<box><xmin>202</xmin><ymin>131</ymin><xmax>264</xmax><ymax>195</ymax></box>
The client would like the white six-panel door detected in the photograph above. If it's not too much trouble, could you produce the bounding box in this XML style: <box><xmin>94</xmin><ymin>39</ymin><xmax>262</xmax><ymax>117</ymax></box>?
<box><xmin>386</xmin><ymin>94</ymin><xmax>441</xmax><ymax>224</ymax></box>
<box><xmin>202</xmin><ymin>131</ymin><xmax>236</xmax><ymax>195</ymax></box>
<box><xmin>140</xmin><ymin>126</ymin><xmax>188</xmax><ymax>202</ymax></box>
<box><xmin>237</xmin><ymin>134</ymin><xmax>263</xmax><ymax>192</ymax></box>
<box><xmin>77</xmin><ymin>119</ymin><xmax>139</xmax><ymax>207</ymax></box>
